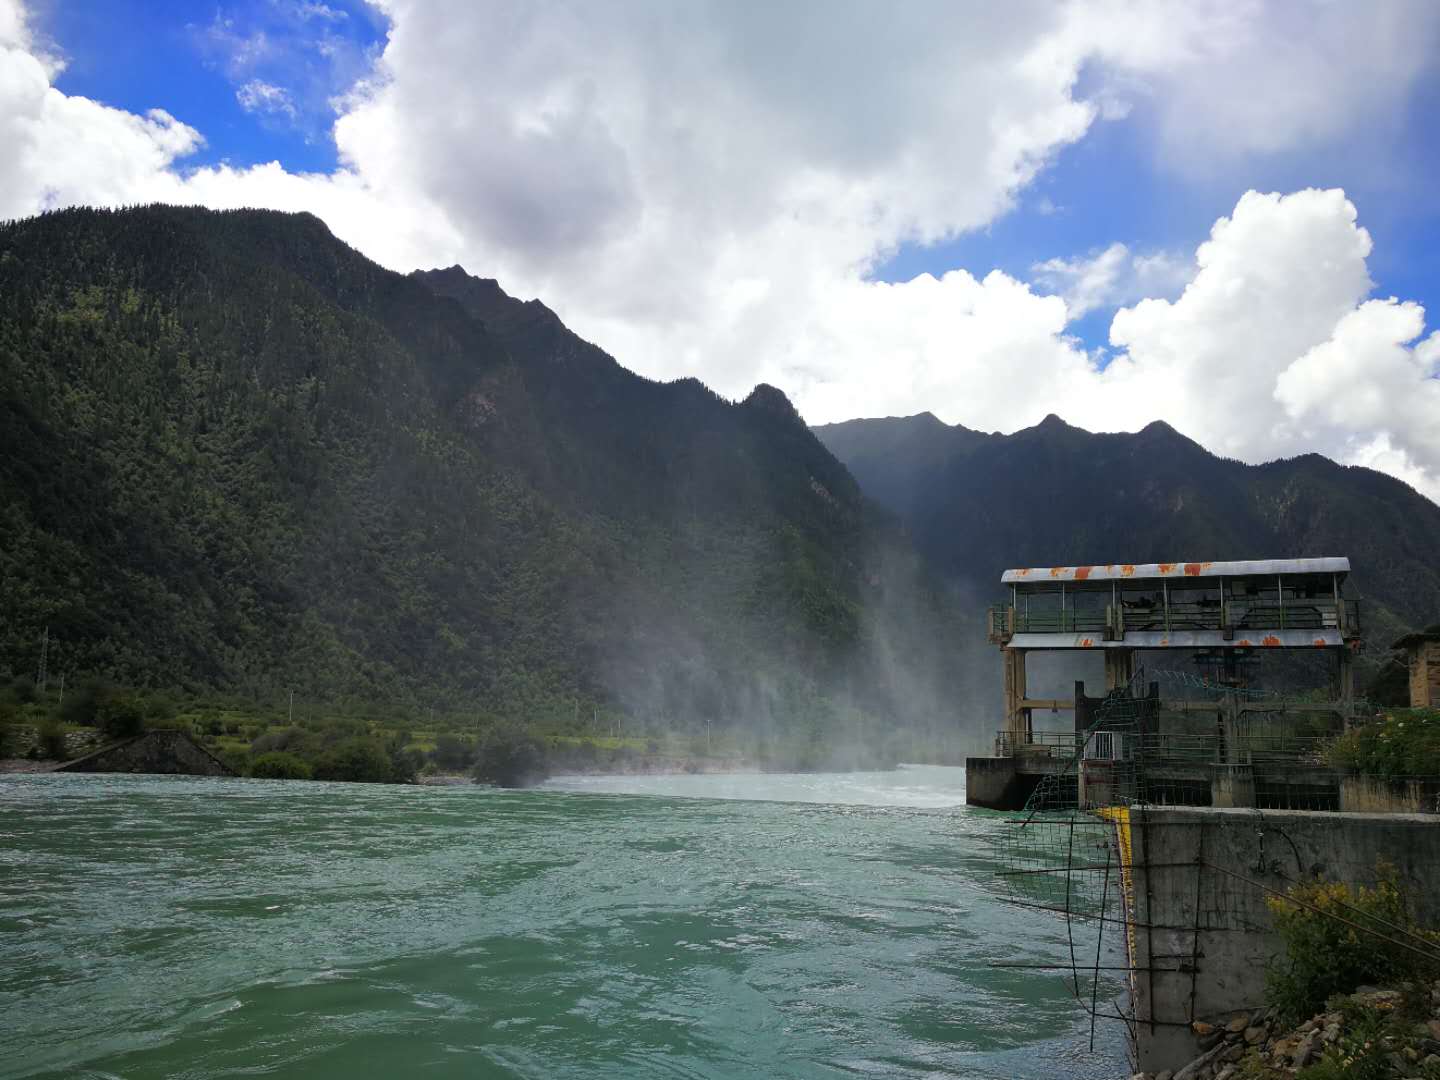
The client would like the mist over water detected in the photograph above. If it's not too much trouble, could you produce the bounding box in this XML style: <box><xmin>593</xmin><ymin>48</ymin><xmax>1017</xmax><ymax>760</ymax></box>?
<box><xmin>1</xmin><ymin>769</ymin><xmax>1127</xmax><ymax>1079</ymax></box>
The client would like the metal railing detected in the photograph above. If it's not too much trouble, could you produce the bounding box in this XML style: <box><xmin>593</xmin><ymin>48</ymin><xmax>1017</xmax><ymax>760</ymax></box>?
<box><xmin>994</xmin><ymin>730</ymin><xmax>1084</xmax><ymax>757</ymax></box>
<box><xmin>987</xmin><ymin>599</ymin><xmax>1360</xmax><ymax>638</ymax></box>
<box><xmin>996</xmin><ymin>729</ymin><xmax>1333</xmax><ymax>766</ymax></box>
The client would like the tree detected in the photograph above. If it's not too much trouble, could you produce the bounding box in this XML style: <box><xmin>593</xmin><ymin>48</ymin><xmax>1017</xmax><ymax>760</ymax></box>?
<box><xmin>473</xmin><ymin>724</ymin><xmax>549</xmax><ymax>787</ymax></box>
<box><xmin>313</xmin><ymin>737</ymin><xmax>397</xmax><ymax>783</ymax></box>
<box><xmin>432</xmin><ymin>732</ymin><xmax>476</xmax><ymax>771</ymax></box>
<box><xmin>61</xmin><ymin>679</ymin><xmax>112</xmax><ymax>727</ymax></box>
<box><xmin>37</xmin><ymin>719</ymin><xmax>68</xmax><ymax>760</ymax></box>
<box><xmin>8</xmin><ymin>675</ymin><xmax>36</xmax><ymax>705</ymax></box>
<box><xmin>96</xmin><ymin>693</ymin><xmax>145</xmax><ymax>740</ymax></box>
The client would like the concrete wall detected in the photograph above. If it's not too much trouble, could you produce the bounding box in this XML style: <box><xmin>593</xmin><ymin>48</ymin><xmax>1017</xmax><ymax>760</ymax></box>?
<box><xmin>1410</xmin><ymin>640</ymin><xmax>1440</xmax><ymax>708</ymax></box>
<box><xmin>1121</xmin><ymin>806</ymin><xmax>1440</xmax><ymax>1073</ymax></box>
<box><xmin>1340</xmin><ymin>774</ymin><xmax>1440</xmax><ymax>814</ymax></box>
<box><xmin>57</xmin><ymin>729</ymin><xmax>236</xmax><ymax>776</ymax></box>
<box><xmin>965</xmin><ymin>757</ymin><xmax>1020</xmax><ymax>809</ymax></box>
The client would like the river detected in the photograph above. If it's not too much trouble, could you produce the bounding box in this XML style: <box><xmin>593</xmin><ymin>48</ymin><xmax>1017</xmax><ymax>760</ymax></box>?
<box><xmin>0</xmin><ymin>766</ymin><xmax>1126</xmax><ymax>1078</ymax></box>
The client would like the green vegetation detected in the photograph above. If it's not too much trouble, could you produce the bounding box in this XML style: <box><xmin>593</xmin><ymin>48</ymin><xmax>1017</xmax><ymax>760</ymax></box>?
<box><xmin>1325</xmin><ymin>709</ymin><xmax>1440</xmax><ymax>778</ymax></box>
<box><xmin>249</xmin><ymin>751</ymin><xmax>313</xmax><ymax>780</ymax></box>
<box><xmin>1264</xmin><ymin>867</ymin><xmax>1440</xmax><ymax>1023</ymax></box>
<box><xmin>472</xmin><ymin>724</ymin><xmax>549</xmax><ymax>788</ymax></box>
<box><xmin>36</xmin><ymin>718</ymin><xmax>67</xmax><ymax>760</ymax></box>
<box><xmin>0</xmin><ymin>205</ymin><xmax>970</xmax><ymax>760</ymax></box>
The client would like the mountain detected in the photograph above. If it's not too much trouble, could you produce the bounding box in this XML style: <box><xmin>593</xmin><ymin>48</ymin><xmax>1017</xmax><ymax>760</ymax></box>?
<box><xmin>0</xmin><ymin>205</ymin><xmax>971</xmax><ymax>752</ymax></box>
<box><xmin>814</xmin><ymin>412</ymin><xmax>1440</xmax><ymax>665</ymax></box>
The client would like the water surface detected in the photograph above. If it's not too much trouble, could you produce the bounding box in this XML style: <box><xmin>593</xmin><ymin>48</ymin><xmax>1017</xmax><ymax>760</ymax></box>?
<box><xmin>0</xmin><ymin>766</ymin><xmax>1125</xmax><ymax>1078</ymax></box>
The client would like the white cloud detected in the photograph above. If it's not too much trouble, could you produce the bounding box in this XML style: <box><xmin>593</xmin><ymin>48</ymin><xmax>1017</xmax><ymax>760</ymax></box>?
<box><xmin>236</xmin><ymin>78</ymin><xmax>297</xmax><ymax>120</ymax></box>
<box><xmin>1032</xmin><ymin>242</ymin><xmax>1191</xmax><ymax>320</ymax></box>
<box><xmin>2</xmin><ymin>0</ymin><xmax>1439</xmax><ymax>501</ymax></box>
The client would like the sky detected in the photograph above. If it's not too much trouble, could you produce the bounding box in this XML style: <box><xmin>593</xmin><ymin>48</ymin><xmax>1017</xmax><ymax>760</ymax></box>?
<box><xmin>4</xmin><ymin>1</ymin><xmax>1440</xmax><ymax>501</ymax></box>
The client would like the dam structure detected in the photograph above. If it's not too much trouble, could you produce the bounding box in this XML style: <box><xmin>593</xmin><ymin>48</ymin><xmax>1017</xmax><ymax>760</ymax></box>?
<box><xmin>973</xmin><ymin>556</ymin><xmax>1440</xmax><ymax>1074</ymax></box>
<box><xmin>967</xmin><ymin>557</ymin><xmax>1361</xmax><ymax>813</ymax></box>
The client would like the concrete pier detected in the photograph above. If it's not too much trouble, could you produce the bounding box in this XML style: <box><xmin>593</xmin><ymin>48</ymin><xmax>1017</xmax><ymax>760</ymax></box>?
<box><xmin>1117</xmin><ymin>807</ymin><xmax>1440</xmax><ymax>1073</ymax></box>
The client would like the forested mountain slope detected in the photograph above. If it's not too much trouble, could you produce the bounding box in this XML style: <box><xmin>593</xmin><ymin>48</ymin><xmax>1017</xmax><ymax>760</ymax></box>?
<box><xmin>0</xmin><ymin>206</ymin><xmax>970</xmax><ymax>748</ymax></box>
<box><xmin>815</xmin><ymin>412</ymin><xmax>1440</xmax><ymax>656</ymax></box>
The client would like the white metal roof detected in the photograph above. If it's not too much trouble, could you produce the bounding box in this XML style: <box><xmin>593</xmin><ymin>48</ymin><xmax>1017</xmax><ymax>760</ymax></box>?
<box><xmin>1000</xmin><ymin>558</ymin><xmax>1350</xmax><ymax>585</ymax></box>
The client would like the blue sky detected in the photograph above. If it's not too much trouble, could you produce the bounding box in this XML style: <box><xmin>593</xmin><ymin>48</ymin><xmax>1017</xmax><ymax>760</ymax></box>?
<box><xmin>37</xmin><ymin>0</ymin><xmax>385</xmax><ymax>174</ymax></box>
<box><xmin>6</xmin><ymin>0</ymin><xmax>1440</xmax><ymax>497</ymax></box>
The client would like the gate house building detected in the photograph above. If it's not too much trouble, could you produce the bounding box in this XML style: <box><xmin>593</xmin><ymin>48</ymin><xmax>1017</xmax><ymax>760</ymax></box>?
<box><xmin>968</xmin><ymin>557</ymin><xmax>1361</xmax><ymax>810</ymax></box>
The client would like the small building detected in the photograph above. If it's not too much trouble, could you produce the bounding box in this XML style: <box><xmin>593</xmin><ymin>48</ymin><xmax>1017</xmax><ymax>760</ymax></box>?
<box><xmin>1394</xmin><ymin>629</ymin><xmax>1440</xmax><ymax>708</ymax></box>
<box><xmin>969</xmin><ymin>557</ymin><xmax>1362</xmax><ymax>810</ymax></box>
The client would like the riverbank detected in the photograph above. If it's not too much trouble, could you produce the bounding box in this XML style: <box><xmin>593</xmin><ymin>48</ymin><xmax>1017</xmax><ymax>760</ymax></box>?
<box><xmin>1133</xmin><ymin>983</ymin><xmax>1440</xmax><ymax>1080</ymax></box>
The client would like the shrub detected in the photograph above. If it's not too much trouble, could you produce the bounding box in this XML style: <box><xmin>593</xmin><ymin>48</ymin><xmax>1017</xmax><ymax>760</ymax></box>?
<box><xmin>37</xmin><ymin>719</ymin><xmax>68</xmax><ymax>760</ymax></box>
<box><xmin>250</xmin><ymin>726</ymin><xmax>319</xmax><ymax>757</ymax></box>
<box><xmin>96</xmin><ymin>694</ymin><xmax>146</xmax><ymax>740</ymax></box>
<box><xmin>61</xmin><ymin>678</ymin><xmax>112</xmax><ymax>727</ymax></box>
<box><xmin>8</xmin><ymin>675</ymin><xmax>37</xmax><ymax>705</ymax></box>
<box><xmin>473</xmin><ymin>724</ymin><xmax>549</xmax><ymax>788</ymax></box>
<box><xmin>1264</xmin><ymin>865</ymin><xmax>1440</xmax><ymax>1022</ymax></box>
<box><xmin>313</xmin><ymin>737</ymin><xmax>396</xmax><ymax>783</ymax></box>
<box><xmin>1325</xmin><ymin>709</ymin><xmax>1440</xmax><ymax>778</ymax></box>
<box><xmin>431</xmin><ymin>733</ymin><xmax>477</xmax><ymax>771</ymax></box>
<box><xmin>250</xmin><ymin>751</ymin><xmax>314</xmax><ymax>780</ymax></box>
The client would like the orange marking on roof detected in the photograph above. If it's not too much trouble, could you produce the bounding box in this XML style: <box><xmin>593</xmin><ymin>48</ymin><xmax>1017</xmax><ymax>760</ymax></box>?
<box><xmin>1049</xmin><ymin>567</ymin><xmax>1068</xmax><ymax>578</ymax></box>
<box><xmin>1314</xmin><ymin>638</ymin><xmax>1327</xmax><ymax>648</ymax></box>
<box><xmin>1014</xmin><ymin>568</ymin><xmax>1031</xmax><ymax>577</ymax></box>
<box><xmin>1237</xmin><ymin>639</ymin><xmax>1252</xmax><ymax>647</ymax></box>
<box><xmin>1158</xmin><ymin>563</ymin><xmax>1176</xmax><ymax>574</ymax></box>
<box><xmin>1262</xmin><ymin>635</ymin><xmax>1281</xmax><ymax>647</ymax></box>
<box><xmin>1075</xmin><ymin>566</ymin><xmax>1092</xmax><ymax>580</ymax></box>
<box><xmin>1079</xmin><ymin>638</ymin><xmax>1094</xmax><ymax>648</ymax></box>
<box><xmin>1121</xmin><ymin>565</ymin><xmax>1136</xmax><ymax>577</ymax></box>
<box><xmin>1183</xmin><ymin>562</ymin><xmax>1211</xmax><ymax>576</ymax></box>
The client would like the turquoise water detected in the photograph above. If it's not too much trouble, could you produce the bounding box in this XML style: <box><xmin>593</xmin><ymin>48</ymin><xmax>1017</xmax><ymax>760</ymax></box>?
<box><xmin>0</xmin><ymin>766</ymin><xmax>1126</xmax><ymax>1078</ymax></box>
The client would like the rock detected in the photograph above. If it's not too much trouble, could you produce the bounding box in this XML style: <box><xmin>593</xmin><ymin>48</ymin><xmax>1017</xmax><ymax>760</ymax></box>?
<box><xmin>1173</xmin><ymin>1041</ymin><xmax>1229</xmax><ymax>1080</ymax></box>
<box><xmin>1428</xmin><ymin>1019</ymin><xmax>1440</xmax><ymax>1041</ymax></box>
<box><xmin>1292</xmin><ymin>1029</ymin><xmax>1320</xmax><ymax>1068</ymax></box>
<box><xmin>1191</xmin><ymin>1021</ymin><xmax>1216</xmax><ymax>1037</ymax></box>
<box><xmin>1226</xmin><ymin>1016</ymin><xmax>1249</xmax><ymax>1034</ymax></box>
<box><xmin>1221</xmin><ymin>1043</ymin><xmax>1245</xmax><ymax>1063</ymax></box>
<box><xmin>1214</xmin><ymin>1067</ymin><xmax>1235</xmax><ymax>1080</ymax></box>
<box><xmin>1242</xmin><ymin>1026</ymin><xmax>1265</xmax><ymax>1045</ymax></box>
<box><xmin>1424</xmin><ymin>1053</ymin><xmax>1440</xmax><ymax>1067</ymax></box>
<box><xmin>1156</xmin><ymin>1072</ymin><xmax>1172</xmax><ymax>1080</ymax></box>
<box><xmin>1198</xmin><ymin>1030</ymin><xmax>1224</xmax><ymax>1051</ymax></box>
<box><xmin>1322</xmin><ymin>1022</ymin><xmax>1341</xmax><ymax>1042</ymax></box>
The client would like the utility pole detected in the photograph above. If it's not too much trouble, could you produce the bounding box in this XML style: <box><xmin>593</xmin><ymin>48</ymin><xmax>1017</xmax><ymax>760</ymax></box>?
<box><xmin>37</xmin><ymin>627</ymin><xmax>49</xmax><ymax>694</ymax></box>
<box><xmin>288</xmin><ymin>689</ymin><xmax>294</xmax><ymax>725</ymax></box>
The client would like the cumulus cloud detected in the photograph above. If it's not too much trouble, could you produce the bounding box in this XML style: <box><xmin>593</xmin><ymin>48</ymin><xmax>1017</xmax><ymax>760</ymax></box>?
<box><xmin>1032</xmin><ymin>242</ymin><xmax>1191</xmax><ymax>320</ymax></box>
<box><xmin>2</xmin><ymin>0</ymin><xmax>1439</xmax><ymax>501</ymax></box>
<box><xmin>1084</xmin><ymin>190</ymin><xmax>1440</xmax><ymax>499</ymax></box>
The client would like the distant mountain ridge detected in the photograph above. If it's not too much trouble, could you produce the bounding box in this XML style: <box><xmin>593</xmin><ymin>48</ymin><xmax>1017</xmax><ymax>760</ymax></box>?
<box><xmin>0</xmin><ymin>205</ymin><xmax>970</xmax><ymax>751</ymax></box>
<box><xmin>814</xmin><ymin>411</ymin><xmax>1440</xmax><ymax>655</ymax></box>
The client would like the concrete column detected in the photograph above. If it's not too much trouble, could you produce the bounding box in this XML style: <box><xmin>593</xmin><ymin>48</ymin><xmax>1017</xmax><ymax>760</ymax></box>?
<box><xmin>1104</xmin><ymin>648</ymin><xmax>1136</xmax><ymax>692</ymax></box>
<box><xmin>1337</xmin><ymin>646</ymin><xmax>1354</xmax><ymax>713</ymax></box>
<box><xmin>1003</xmin><ymin>648</ymin><xmax>1029</xmax><ymax>743</ymax></box>
<box><xmin>1210</xmin><ymin>764</ymin><xmax>1255</xmax><ymax>808</ymax></box>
